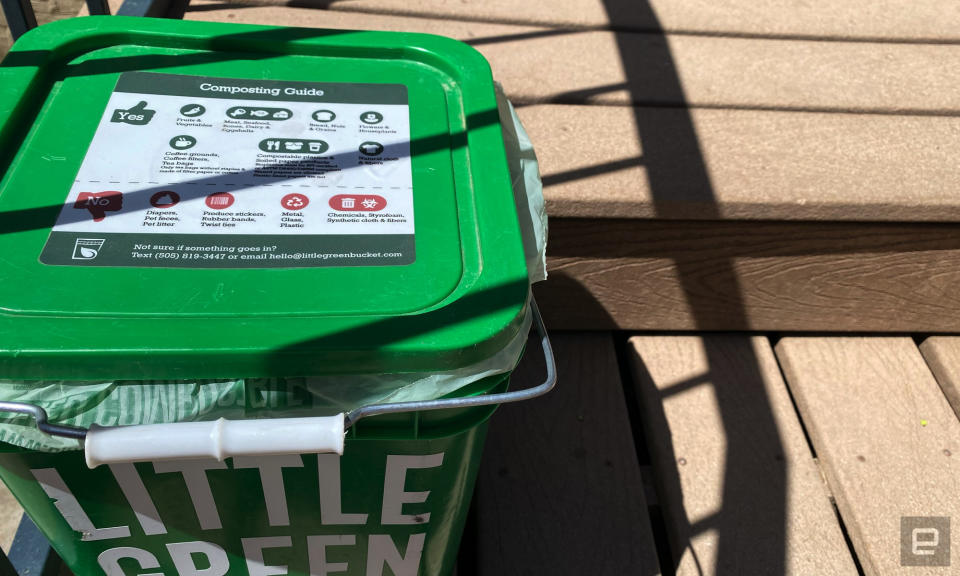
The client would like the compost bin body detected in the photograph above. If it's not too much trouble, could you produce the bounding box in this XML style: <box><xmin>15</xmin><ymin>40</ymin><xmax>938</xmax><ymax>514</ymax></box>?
<box><xmin>0</xmin><ymin>16</ymin><xmax>539</xmax><ymax>576</ymax></box>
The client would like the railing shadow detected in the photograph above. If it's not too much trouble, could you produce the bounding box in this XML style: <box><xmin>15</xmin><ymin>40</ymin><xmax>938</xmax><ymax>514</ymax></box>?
<box><xmin>596</xmin><ymin>1</ymin><xmax>788</xmax><ymax>574</ymax></box>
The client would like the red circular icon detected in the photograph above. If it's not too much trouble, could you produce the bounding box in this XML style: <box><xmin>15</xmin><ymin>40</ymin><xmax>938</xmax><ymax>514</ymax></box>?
<box><xmin>149</xmin><ymin>191</ymin><xmax>180</xmax><ymax>209</ymax></box>
<box><xmin>205</xmin><ymin>192</ymin><xmax>235</xmax><ymax>210</ymax></box>
<box><xmin>281</xmin><ymin>193</ymin><xmax>309</xmax><ymax>211</ymax></box>
<box><xmin>329</xmin><ymin>194</ymin><xmax>387</xmax><ymax>212</ymax></box>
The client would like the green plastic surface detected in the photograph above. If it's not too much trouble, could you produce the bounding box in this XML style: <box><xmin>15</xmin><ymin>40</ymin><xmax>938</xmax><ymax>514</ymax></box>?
<box><xmin>0</xmin><ymin>17</ymin><xmax>529</xmax><ymax>380</ymax></box>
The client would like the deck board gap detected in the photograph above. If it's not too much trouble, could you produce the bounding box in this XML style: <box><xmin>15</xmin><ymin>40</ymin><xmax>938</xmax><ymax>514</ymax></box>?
<box><xmin>769</xmin><ymin>335</ymin><xmax>820</xmax><ymax>460</ymax></box>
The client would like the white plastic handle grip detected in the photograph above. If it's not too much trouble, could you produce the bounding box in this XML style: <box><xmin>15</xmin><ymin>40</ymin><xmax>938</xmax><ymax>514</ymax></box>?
<box><xmin>84</xmin><ymin>415</ymin><xmax>345</xmax><ymax>468</ymax></box>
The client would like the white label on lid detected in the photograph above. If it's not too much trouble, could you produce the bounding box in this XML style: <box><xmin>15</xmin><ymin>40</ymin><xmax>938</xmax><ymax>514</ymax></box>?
<box><xmin>41</xmin><ymin>72</ymin><xmax>415</xmax><ymax>268</ymax></box>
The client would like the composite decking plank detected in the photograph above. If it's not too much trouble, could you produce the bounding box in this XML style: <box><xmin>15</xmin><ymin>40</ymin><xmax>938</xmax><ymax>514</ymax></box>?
<box><xmin>519</xmin><ymin>105</ymin><xmax>960</xmax><ymax>223</ymax></box>
<box><xmin>186</xmin><ymin>8</ymin><xmax>960</xmax><ymax>226</ymax></box>
<box><xmin>538</xmin><ymin>219</ymin><xmax>960</xmax><ymax>332</ymax></box>
<box><xmin>0</xmin><ymin>484</ymin><xmax>20</xmax><ymax>552</ymax></box>
<box><xmin>918</xmin><ymin>337</ymin><xmax>960</xmax><ymax>422</ymax></box>
<box><xmin>186</xmin><ymin>5</ymin><xmax>960</xmax><ymax>113</ymax></box>
<box><xmin>775</xmin><ymin>337</ymin><xmax>960</xmax><ymax>576</ymax></box>
<box><xmin>627</xmin><ymin>335</ymin><xmax>856</xmax><ymax>575</ymax></box>
<box><xmin>473</xmin><ymin>333</ymin><xmax>661</xmax><ymax>575</ymax></box>
<box><xmin>183</xmin><ymin>0</ymin><xmax>960</xmax><ymax>41</ymax></box>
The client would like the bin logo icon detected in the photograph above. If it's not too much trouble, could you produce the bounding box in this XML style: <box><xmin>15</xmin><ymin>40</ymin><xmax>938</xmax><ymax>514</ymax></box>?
<box><xmin>110</xmin><ymin>101</ymin><xmax>155</xmax><ymax>126</ymax></box>
<box><xmin>72</xmin><ymin>238</ymin><xmax>105</xmax><ymax>260</ymax></box>
<box><xmin>74</xmin><ymin>191</ymin><xmax>123</xmax><ymax>222</ymax></box>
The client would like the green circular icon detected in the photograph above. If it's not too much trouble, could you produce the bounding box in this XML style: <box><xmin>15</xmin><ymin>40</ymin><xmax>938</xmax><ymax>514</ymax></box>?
<box><xmin>312</xmin><ymin>110</ymin><xmax>337</xmax><ymax>122</ymax></box>
<box><xmin>360</xmin><ymin>111</ymin><xmax>383</xmax><ymax>125</ymax></box>
<box><xmin>170</xmin><ymin>135</ymin><xmax>197</xmax><ymax>150</ymax></box>
<box><xmin>359</xmin><ymin>141</ymin><xmax>384</xmax><ymax>156</ymax></box>
<box><xmin>180</xmin><ymin>104</ymin><xmax>206</xmax><ymax>117</ymax></box>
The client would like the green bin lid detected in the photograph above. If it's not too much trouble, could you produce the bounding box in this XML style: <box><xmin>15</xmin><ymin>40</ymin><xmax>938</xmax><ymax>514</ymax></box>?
<box><xmin>0</xmin><ymin>16</ymin><xmax>529</xmax><ymax>380</ymax></box>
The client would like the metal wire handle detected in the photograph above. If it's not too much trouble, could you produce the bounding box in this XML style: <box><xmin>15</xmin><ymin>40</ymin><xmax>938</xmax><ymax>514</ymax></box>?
<box><xmin>0</xmin><ymin>401</ymin><xmax>87</xmax><ymax>440</ymax></box>
<box><xmin>0</xmin><ymin>298</ymin><xmax>556</xmax><ymax>441</ymax></box>
<box><xmin>345</xmin><ymin>297</ymin><xmax>556</xmax><ymax>428</ymax></box>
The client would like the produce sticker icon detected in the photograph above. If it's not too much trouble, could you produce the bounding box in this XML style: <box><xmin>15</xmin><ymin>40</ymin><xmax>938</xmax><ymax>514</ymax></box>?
<box><xmin>73</xmin><ymin>191</ymin><xmax>123</xmax><ymax>222</ymax></box>
<box><xmin>205</xmin><ymin>192</ymin><xmax>235</xmax><ymax>210</ymax></box>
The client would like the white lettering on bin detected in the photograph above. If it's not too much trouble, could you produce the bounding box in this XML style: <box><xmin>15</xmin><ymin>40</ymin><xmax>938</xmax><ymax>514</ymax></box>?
<box><xmin>233</xmin><ymin>455</ymin><xmax>303</xmax><ymax>527</ymax></box>
<box><xmin>167</xmin><ymin>541</ymin><xmax>230</xmax><ymax>576</ymax></box>
<box><xmin>366</xmin><ymin>534</ymin><xmax>425</xmax><ymax>576</ymax></box>
<box><xmin>381</xmin><ymin>454</ymin><xmax>444</xmax><ymax>525</ymax></box>
<box><xmin>98</xmin><ymin>547</ymin><xmax>163</xmax><ymax>576</ymax></box>
<box><xmin>317</xmin><ymin>454</ymin><xmax>367</xmax><ymax>525</ymax></box>
<box><xmin>32</xmin><ymin>452</ymin><xmax>448</xmax><ymax>575</ymax></box>
<box><xmin>111</xmin><ymin>463</ymin><xmax>167</xmax><ymax>535</ymax></box>
<box><xmin>31</xmin><ymin>468</ymin><xmax>131</xmax><ymax>541</ymax></box>
<box><xmin>242</xmin><ymin>536</ymin><xmax>292</xmax><ymax>576</ymax></box>
<box><xmin>154</xmin><ymin>460</ymin><xmax>227</xmax><ymax>530</ymax></box>
<box><xmin>307</xmin><ymin>534</ymin><xmax>355</xmax><ymax>576</ymax></box>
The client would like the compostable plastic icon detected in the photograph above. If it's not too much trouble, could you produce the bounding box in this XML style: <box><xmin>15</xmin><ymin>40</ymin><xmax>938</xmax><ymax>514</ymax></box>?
<box><xmin>259</xmin><ymin>138</ymin><xmax>328</xmax><ymax>154</ymax></box>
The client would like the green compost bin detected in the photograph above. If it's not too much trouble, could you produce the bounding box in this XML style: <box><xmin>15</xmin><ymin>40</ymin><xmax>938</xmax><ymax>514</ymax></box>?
<box><xmin>0</xmin><ymin>16</ymin><xmax>551</xmax><ymax>576</ymax></box>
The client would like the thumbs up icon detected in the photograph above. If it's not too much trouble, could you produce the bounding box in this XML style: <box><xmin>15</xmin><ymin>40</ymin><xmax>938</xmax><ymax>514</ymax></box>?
<box><xmin>110</xmin><ymin>101</ymin><xmax>156</xmax><ymax>126</ymax></box>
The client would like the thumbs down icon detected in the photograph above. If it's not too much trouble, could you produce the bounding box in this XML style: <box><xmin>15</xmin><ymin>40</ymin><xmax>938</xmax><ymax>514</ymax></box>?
<box><xmin>74</xmin><ymin>191</ymin><xmax>123</xmax><ymax>222</ymax></box>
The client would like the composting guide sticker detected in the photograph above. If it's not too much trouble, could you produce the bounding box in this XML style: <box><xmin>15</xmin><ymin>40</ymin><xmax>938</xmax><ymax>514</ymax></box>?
<box><xmin>40</xmin><ymin>72</ymin><xmax>415</xmax><ymax>268</ymax></box>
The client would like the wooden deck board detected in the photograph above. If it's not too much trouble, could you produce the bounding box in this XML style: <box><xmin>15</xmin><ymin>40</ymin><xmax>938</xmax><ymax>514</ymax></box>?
<box><xmin>186</xmin><ymin>5</ymin><xmax>960</xmax><ymax>113</ymax></box>
<box><xmin>0</xmin><ymin>484</ymin><xmax>21</xmax><ymax>553</ymax></box>
<box><xmin>184</xmin><ymin>0</ymin><xmax>960</xmax><ymax>41</ymax></box>
<box><xmin>537</xmin><ymin>219</ymin><xmax>960</xmax><ymax>332</ymax></box>
<box><xmin>471</xmin><ymin>333</ymin><xmax>661</xmax><ymax>575</ymax></box>
<box><xmin>775</xmin><ymin>337</ymin><xmax>960</xmax><ymax>576</ymax></box>
<box><xmin>627</xmin><ymin>335</ymin><xmax>856</xmax><ymax>575</ymax></box>
<box><xmin>184</xmin><ymin>6</ymin><xmax>960</xmax><ymax>226</ymax></box>
<box><xmin>918</xmin><ymin>337</ymin><xmax>960</xmax><ymax>421</ymax></box>
<box><xmin>521</xmin><ymin>105</ymin><xmax>960</xmax><ymax>222</ymax></box>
